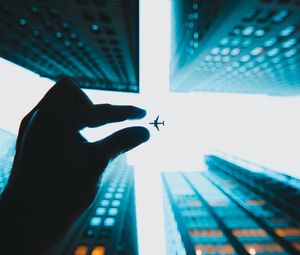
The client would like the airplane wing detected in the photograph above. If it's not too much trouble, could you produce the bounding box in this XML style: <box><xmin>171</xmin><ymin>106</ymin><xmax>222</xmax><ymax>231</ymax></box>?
<box><xmin>154</xmin><ymin>123</ymin><xmax>160</xmax><ymax>131</ymax></box>
<box><xmin>155</xmin><ymin>115</ymin><xmax>159</xmax><ymax>122</ymax></box>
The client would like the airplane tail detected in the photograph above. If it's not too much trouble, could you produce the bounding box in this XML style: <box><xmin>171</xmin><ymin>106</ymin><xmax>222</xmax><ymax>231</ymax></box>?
<box><xmin>162</xmin><ymin>121</ymin><xmax>165</xmax><ymax>126</ymax></box>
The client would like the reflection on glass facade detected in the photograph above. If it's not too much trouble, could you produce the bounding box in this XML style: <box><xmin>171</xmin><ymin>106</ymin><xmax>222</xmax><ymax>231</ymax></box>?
<box><xmin>54</xmin><ymin>155</ymin><xmax>138</xmax><ymax>255</ymax></box>
<box><xmin>0</xmin><ymin>128</ymin><xmax>16</xmax><ymax>194</ymax></box>
<box><xmin>0</xmin><ymin>0</ymin><xmax>139</xmax><ymax>92</ymax></box>
<box><xmin>162</xmin><ymin>155</ymin><xmax>300</xmax><ymax>255</ymax></box>
<box><xmin>170</xmin><ymin>0</ymin><xmax>300</xmax><ymax>95</ymax></box>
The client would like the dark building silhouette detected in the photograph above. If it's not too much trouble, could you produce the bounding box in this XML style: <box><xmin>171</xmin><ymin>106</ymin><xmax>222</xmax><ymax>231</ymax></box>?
<box><xmin>170</xmin><ymin>0</ymin><xmax>300</xmax><ymax>95</ymax></box>
<box><xmin>53</xmin><ymin>155</ymin><xmax>139</xmax><ymax>255</ymax></box>
<box><xmin>162</xmin><ymin>155</ymin><xmax>300</xmax><ymax>255</ymax></box>
<box><xmin>0</xmin><ymin>0</ymin><xmax>139</xmax><ymax>92</ymax></box>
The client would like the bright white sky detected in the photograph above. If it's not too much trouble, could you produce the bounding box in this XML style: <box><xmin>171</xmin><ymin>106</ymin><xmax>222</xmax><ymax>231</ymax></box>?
<box><xmin>1</xmin><ymin>1</ymin><xmax>300</xmax><ymax>254</ymax></box>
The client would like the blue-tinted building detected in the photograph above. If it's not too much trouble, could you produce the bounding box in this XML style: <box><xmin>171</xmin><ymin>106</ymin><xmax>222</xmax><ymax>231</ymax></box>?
<box><xmin>0</xmin><ymin>128</ymin><xmax>16</xmax><ymax>194</ymax></box>
<box><xmin>162</xmin><ymin>155</ymin><xmax>300</xmax><ymax>255</ymax></box>
<box><xmin>0</xmin><ymin>0</ymin><xmax>139</xmax><ymax>92</ymax></box>
<box><xmin>170</xmin><ymin>0</ymin><xmax>300</xmax><ymax>95</ymax></box>
<box><xmin>54</xmin><ymin>155</ymin><xmax>139</xmax><ymax>255</ymax></box>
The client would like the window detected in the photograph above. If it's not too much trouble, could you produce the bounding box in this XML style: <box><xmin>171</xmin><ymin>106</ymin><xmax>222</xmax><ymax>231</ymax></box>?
<box><xmin>91</xmin><ymin>246</ymin><xmax>105</xmax><ymax>255</ymax></box>
<box><xmin>246</xmin><ymin>200</ymin><xmax>265</xmax><ymax>205</ymax></box>
<box><xmin>111</xmin><ymin>200</ymin><xmax>121</xmax><ymax>207</ymax></box>
<box><xmin>74</xmin><ymin>245</ymin><xmax>88</xmax><ymax>255</ymax></box>
<box><xmin>232</xmin><ymin>228</ymin><xmax>267</xmax><ymax>237</ymax></box>
<box><xmin>104</xmin><ymin>217</ymin><xmax>115</xmax><ymax>227</ymax></box>
<box><xmin>244</xmin><ymin>243</ymin><xmax>283</xmax><ymax>253</ymax></box>
<box><xmin>195</xmin><ymin>244</ymin><xmax>234</xmax><ymax>254</ymax></box>
<box><xmin>95</xmin><ymin>207</ymin><xmax>106</xmax><ymax>216</ymax></box>
<box><xmin>190</xmin><ymin>229</ymin><xmax>223</xmax><ymax>237</ymax></box>
<box><xmin>108</xmin><ymin>208</ymin><xmax>118</xmax><ymax>216</ymax></box>
<box><xmin>104</xmin><ymin>193</ymin><xmax>113</xmax><ymax>199</ymax></box>
<box><xmin>100</xmin><ymin>200</ymin><xmax>109</xmax><ymax>207</ymax></box>
<box><xmin>275</xmin><ymin>228</ymin><xmax>300</xmax><ymax>237</ymax></box>
<box><xmin>90</xmin><ymin>217</ymin><xmax>102</xmax><ymax>227</ymax></box>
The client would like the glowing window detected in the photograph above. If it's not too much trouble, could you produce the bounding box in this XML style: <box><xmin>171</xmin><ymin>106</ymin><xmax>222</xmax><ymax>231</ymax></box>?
<box><xmin>204</xmin><ymin>55</ymin><xmax>212</xmax><ymax>61</ymax></box>
<box><xmin>267</xmin><ymin>48</ymin><xmax>280</xmax><ymax>57</ymax></box>
<box><xmin>264</xmin><ymin>37</ymin><xmax>277</xmax><ymax>47</ymax></box>
<box><xmin>256</xmin><ymin>56</ymin><xmax>265</xmax><ymax>63</ymax></box>
<box><xmin>275</xmin><ymin>228</ymin><xmax>300</xmax><ymax>237</ymax></box>
<box><xmin>111</xmin><ymin>200</ymin><xmax>121</xmax><ymax>207</ymax></box>
<box><xmin>108</xmin><ymin>187</ymin><xmax>115</xmax><ymax>192</ymax></box>
<box><xmin>254</xmin><ymin>29</ymin><xmax>266</xmax><ymax>37</ymax></box>
<box><xmin>104</xmin><ymin>217</ymin><xmax>115</xmax><ymax>227</ymax></box>
<box><xmin>280</xmin><ymin>26</ymin><xmax>295</xmax><ymax>37</ymax></box>
<box><xmin>90</xmin><ymin>217</ymin><xmax>102</xmax><ymax>227</ymax></box>
<box><xmin>240</xmin><ymin>55</ymin><xmax>251</xmax><ymax>62</ymax></box>
<box><xmin>74</xmin><ymin>245</ymin><xmax>88</xmax><ymax>255</ymax></box>
<box><xmin>90</xmin><ymin>24</ymin><xmax>100</xmax><ymax>31</ymax></box>
<box><xmin>231</xmin><ymin>38</ymin><xmax>241</xmax><ymax>46</ymax></box>
<box><xmin>100</xmin><ymin>200</ymin><xmax>110</xmax><ymax>207</ymax></box>
<box><xmin>91</xmin><ymin>246</ymin><xmax>105</xmax><ymax>255</ymax></box>
<box><xmin>272</xmin><ymin>10</ymin><xmax>289</xmax><ymax>23</ymax></box>
<box><xmin>221</xmin><ymin>48</ymin><xmax>230</xmax><ymax>56</ymax></box>
<box><xmin>211</xmin><ymin>47</ymin><xmax>220</xmax><ymax>55</ymax></box>
<box><xmin>108</xmin><ymin>208</ymin><xmax>118</xmax><ymax>216</ymax></box>
<box><xmin>220</xmin><ymin>38</ymin><xmax>229</xmax><ymax>46</ymax></box>
<box><xmin>19</xmin><ymin>18</ymin><xmax>27</xmax><ymax>26</ymax></box>
<box><xmin>231</xmin><ymin>48</ymin><xmax>240</xmax><ymax>56</ymax></box>
<box><xmin>104</xmin><ymin>193</ymin><xmax>113</xmax><ymax>199</ymax></box>
<box><xmin>242</xmin><ymin>26</ymin><xmax>254</xmax><ymax>36</ymax></box>
<box><xmin>285</xmin><ymin>49</ymin><xmax>297</xmax><ymax>58</ymax></box>
<box><xmin>56</xmin><ymin>32</ymin><xmax>63</xmax><ymax>39</ymax></box>
<box><xmin>282</xmin><ymin>38</ymin><xmax>297</xmax><ymax>48</ymax></box>
<box><xmin>95</xmin><ymin>207</ymin><xmax>106</xmax><ymax>216</ymax></box>
<box><xmin>250</xmin><ymin>47</ymin><xmax>264</xmax><ymax>56</ymax></box>
<box><xmin>242</xmin><ymin>39</ymin><xmax>252</xmax><ymax>47</ymax></box>
<box><xmin>246</xmin><ymin>200</ymin><xmax>265</xmax><ymax>205</ymax></box>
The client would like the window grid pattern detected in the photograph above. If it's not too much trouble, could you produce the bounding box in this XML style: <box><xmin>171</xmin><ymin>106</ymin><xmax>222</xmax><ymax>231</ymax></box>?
<box><xmin>0</xmin><ymin>0</ymin><xmax>139</xmax><ymax>92</ymax></box>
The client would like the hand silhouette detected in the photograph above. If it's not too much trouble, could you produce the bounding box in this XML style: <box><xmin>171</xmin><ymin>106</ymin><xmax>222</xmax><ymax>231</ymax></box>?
<box><xmin>0</xmin><ymin>78</ymin><xmax>150</xmax><ymax>255</ymax></box>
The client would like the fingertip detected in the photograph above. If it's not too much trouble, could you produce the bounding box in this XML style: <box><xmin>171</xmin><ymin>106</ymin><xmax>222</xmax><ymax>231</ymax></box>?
<box><xmin>133</xmin><ymin>126</ymin><xmax>150</xmax><ymax>143</ymax></box>
<box><xmin>129</xmin><ymin>107</ymin><xmax>147</xmax><ymax>119</ymax></box>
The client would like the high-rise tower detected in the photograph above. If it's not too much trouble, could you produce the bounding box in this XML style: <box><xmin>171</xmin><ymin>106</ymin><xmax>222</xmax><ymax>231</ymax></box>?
<box><xmin>54</xmin><ymin>155</ymin><xmax>139</xmax><ymax>255</ymax></box>
<box><xmin>0</xmin><ymin>0</ymin><xmax>139</xmax><ymax>92</ymax></box>
<box><xmin>162</xmin><ymin>155</ymin><xmax>300</xmax><ymax>254</ymax></box>
<box><xmin>170</xmin><ymin>0</ymin><xmax>300</xmax><ymax>95</ymax></box>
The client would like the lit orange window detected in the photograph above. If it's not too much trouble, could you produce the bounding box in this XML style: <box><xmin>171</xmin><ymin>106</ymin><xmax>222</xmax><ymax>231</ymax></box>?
<box><xmin>216</xmin><ymin>244</ymin><xmax>235</xmax><ymax>254</ymax></box>
<box><xmin>209</xmin><ymin>201</ymin><xmax>228</xmax><ymax>206</ymax></box>
<box><xmin>91</xmin><ymin>246</ymin><xmax>105</xmax><ymax>255</ymax></box>
<box><xmin>197</xmin><ymin>229</ymin><xmax>203</xmax><ymax>236</ymax></box>
<box><xmin>292</xmin><ymin>242</ymin><xmax>300</xmax><ymax>251</ymax></box>
<box><xmin>205</xmin><ymin>245</ymin><xmax>215</xmax><ymax>254</ymax></box>
<box><xmin>74</xmin><ymin>245</ymin><xmax>88</xmax><ymax>255</ymax></box>
<box><xmin>275</xmin><ymin>228</ymin><xmax>300</xmax><ymax>237</ymax></box>
<box><xmin>246</xmin><ymin>200</ymin><xmax>265</xmax><ymax>205</ymax></box>
<box><xmin>195</xmin><ymin>245</ymin><xmax>203</xmax><ymax>255</ymax></box>
<box><xmin>189</xmin><ymin>229</ymin><xmax>196</xmax><ymax>237</ymax></box>
<box><xmin>189</xmin><ymin>199</ymin><xmax>202</xmax><ymax>206</ymax></box>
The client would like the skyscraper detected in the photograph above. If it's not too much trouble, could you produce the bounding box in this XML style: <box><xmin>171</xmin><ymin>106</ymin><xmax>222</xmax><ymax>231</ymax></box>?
<box><xmin>170</xmin><ymin>0</ymin><xmax>300</xmax><ymax>96</ymax></box>
<box><xmin>53</xmin><ymin>155</ymin><xmax>139</xmax><ymax>255</ymax></box>
<box><xmin>0</xmin><ymin>0</ymin><xmax>139</xmax><ymax>92</ymax></box>
<box><xmin>0</xmin><ymin>129</ymin><xmax>16</xmax><ymax>194</ymax></box>
<box><xmin>162</xmin><ymin>155</ymin><xmax>300</xmax><ymax>255</ymax></box>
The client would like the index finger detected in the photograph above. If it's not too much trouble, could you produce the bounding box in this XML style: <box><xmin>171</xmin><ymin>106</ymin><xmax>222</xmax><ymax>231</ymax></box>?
<box><xmin>65</xmin><ymin>104</ymin><xmax>147</xmax><ymax>129</ymax></box>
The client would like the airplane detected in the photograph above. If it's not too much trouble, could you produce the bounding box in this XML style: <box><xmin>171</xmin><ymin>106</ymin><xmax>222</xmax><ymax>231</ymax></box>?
<box><xmin>149</xmin><ymin>115</ymin><xmax>165</xmax><ymax>131</ymax></box>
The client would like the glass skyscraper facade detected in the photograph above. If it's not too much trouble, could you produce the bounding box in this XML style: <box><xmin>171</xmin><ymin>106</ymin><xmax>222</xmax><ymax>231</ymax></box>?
<box><xmin>0</xmin><ymin>0</ymin><xmax>139</xmax><ymax>92</ymax></box>
<box><xmin>54</xmin><ymin>155</ymin><xmax>139</xmax><ymax>255</ymax></box>
<box><xmin>162</xmin><ymin>155</ymin><xmax>300</xmax><ymax>255</ymax></box>
<box><xmin>170</xmin><ymin>0</ymin><xmax>300</xmax><ymax>95</ymax></box>
<box><xmin>0</xmin><ymin>128</ymin><xmax>16</xmax><ymax>194</ymax></box>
